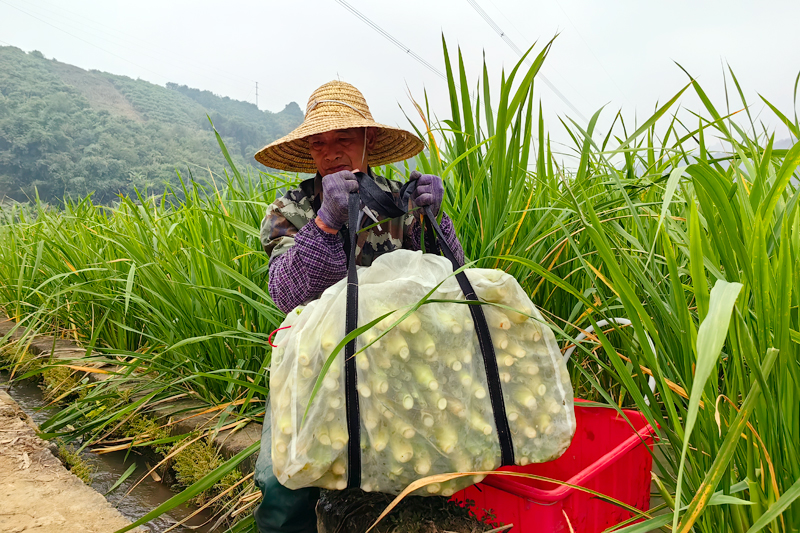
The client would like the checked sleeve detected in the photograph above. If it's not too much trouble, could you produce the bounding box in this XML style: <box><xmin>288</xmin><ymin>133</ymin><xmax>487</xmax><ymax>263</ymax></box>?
<box><xmin>267</xmin><ymin>221</ymin><xmax>347</xmax><ymax>314</ymax></box>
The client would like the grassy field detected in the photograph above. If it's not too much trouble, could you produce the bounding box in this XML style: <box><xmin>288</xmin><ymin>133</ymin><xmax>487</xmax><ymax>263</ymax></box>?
<box><xmin>1</xmin><ymin>38</ymin><xmax>800</xmax><ymax>532</ymax></box>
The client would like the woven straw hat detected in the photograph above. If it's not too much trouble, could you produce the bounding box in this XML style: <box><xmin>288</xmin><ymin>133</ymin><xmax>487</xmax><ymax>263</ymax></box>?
<box><xmin>254</xmin><ymin>81</ymin><xmax>424</xmax><ymax>173</ymax></box>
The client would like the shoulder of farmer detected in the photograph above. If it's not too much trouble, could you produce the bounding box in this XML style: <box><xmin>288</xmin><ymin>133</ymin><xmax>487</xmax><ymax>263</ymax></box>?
<box><xmin>260</xmin><ymin>178</ymin><xmax>317</xmax><ymax>259</ymax></box>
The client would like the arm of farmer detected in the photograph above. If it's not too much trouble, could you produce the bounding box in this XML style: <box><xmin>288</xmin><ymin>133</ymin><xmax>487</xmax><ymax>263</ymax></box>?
<box><xmin>262</xmin><ymin>171</ymin><xmax>357</xmax><ymax>313</ymax></box>
<box><xmin>406</xmin><ymin>171</ymin><xmax>466</xmax><ymax>265</ymax></box>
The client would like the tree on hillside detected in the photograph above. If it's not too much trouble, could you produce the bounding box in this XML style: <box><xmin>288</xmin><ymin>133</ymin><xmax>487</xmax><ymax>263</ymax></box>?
<box><xmin>0</xmin><ymin>46</ymin><xmax>303</xmax><ymax>204</ymax></box>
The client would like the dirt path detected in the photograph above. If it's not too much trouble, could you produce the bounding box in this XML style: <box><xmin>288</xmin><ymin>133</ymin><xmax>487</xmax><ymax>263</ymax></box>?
<box><xmin>0</xmin><ymin>389</ymin><xmax>141</xmax><ymax>533</ymax></box>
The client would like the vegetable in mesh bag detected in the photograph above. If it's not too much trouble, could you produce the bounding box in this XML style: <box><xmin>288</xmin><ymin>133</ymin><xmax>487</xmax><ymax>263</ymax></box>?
<box><xmin>270</xmin><ymin>249</ymin><xmax>575</xmax><ymax>495</ymax></box>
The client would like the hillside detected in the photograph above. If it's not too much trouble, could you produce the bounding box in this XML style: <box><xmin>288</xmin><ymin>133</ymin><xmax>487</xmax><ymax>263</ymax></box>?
<box><xmin>0</xmin><ymin>46</ymin><xmax>303</xmax><ymax>203</ymax></box>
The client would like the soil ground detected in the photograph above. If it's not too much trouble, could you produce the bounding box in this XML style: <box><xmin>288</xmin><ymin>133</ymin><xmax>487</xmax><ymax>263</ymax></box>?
<box><xmin>0</xmin><ymin>389</ymin><xmax>141</xmax><ymax>533</ymax></box>
<box><xmin>316</xmin><ymin>488</ymin><xmax>499</xmax><ymax>533</ymax></box>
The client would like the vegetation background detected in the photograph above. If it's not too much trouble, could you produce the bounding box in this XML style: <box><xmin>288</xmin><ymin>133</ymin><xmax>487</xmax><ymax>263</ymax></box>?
<box><xmin>0</xmin><ymin>46</ymin><xmax>303</xmax><ymax>203</ymax></box>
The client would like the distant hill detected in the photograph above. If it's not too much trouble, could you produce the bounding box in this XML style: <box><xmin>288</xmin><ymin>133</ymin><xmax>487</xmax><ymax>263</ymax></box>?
<box><xmin>0</xmin><ymin>46</ymin><xmax>303</xmax><ymax>203</ymax></box>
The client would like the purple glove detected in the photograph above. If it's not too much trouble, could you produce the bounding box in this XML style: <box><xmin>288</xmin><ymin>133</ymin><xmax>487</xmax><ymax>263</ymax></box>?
<box><xmin>409</xmin><ymin>170</ymin><xmax>444</xmax><ymax>216</ymax></box>
<box><xmin>317</xmin><ymin>170</ymin><xmax>359</xmax><ymax>230</ymax></box>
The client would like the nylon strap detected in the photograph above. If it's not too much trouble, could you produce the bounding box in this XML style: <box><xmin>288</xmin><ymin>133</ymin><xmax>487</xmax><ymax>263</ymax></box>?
<box><xmin>420</xmin><ymin>206</ymin><xmax>514</xmax><ymax>466</ymax></box>
<box><xmin>344</xmin><ymin>191</ymin><xmax>362</xmax><ymax>489</ymax></box>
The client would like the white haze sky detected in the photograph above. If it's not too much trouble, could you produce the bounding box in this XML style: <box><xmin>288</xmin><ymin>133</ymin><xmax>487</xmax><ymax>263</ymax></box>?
<box><xmin>1</xmin><ymin>0</ymin><xmax>799</xmax><ymax>151</ymax></box>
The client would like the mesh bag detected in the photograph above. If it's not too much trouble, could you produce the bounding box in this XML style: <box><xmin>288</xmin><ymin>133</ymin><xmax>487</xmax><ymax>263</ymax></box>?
<box><xmin>270</xmin><ymin>247</ymin><xmax>575</xmax><ymax>496</ymax></box>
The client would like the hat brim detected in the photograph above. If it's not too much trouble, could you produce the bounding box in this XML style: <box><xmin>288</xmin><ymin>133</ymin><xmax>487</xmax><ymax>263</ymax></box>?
<box><xmin>254</xmin><ymin>118</ymin><xmax>424</xmax><ymax>173</ymax></box>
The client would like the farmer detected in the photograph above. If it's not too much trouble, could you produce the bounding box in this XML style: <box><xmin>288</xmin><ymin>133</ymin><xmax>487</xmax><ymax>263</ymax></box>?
<box><xmin>252</xmin><ymin>80</ymin><xmax>465</xmax><ymax>533</ymax></box>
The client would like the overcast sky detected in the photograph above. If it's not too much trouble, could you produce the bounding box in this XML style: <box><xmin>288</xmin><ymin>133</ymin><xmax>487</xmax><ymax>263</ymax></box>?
<box><xmin>2</xmin><ymin>0</ymin><xmax>799</xmax><ymax>148</ymax></box>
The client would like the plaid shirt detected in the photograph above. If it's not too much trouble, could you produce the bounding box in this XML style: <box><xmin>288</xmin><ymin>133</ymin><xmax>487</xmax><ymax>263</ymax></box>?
<box><xmin>261</xmin><ymin>170</ymin><xmax>464</xmax><ymax>313</ymax></box>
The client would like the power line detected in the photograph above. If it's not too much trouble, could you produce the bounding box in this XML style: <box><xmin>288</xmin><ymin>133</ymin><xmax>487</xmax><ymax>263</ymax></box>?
<box><xmin>485</xmin><ymin>0</ymin><xmax>531</xmax><ymax>46</ymax></box>
<box><xmin>484</xmin><ymin>0</ymin><xmax>594</xmax><ymax>104</ymax></box>
<box><xmin>243</xmin><ymin>86</ymin><xmax>255</xmax><ymax>106</ymax></box>
<box><xmin>465</xmin><ymin>0</ymin><xmax>589</xmax><ymax>123</ymax></box>
<box><xmin>335</xmin><ymin>0</ymin><xmax>446</xmax><ymax>81</ymax></box>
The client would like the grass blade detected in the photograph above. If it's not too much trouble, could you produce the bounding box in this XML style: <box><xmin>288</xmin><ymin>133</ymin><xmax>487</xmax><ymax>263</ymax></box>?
<box><xmin>677</xmin><ymin>348</ymin><xmax>780</xmax><ymax>533</ymax></box>
<box><xmin>745</xmin><ymin>475</ymin><xmax>800</xmax><ymax>533</ymax></box>
<box><xmin>673</xmin><ymin>280</ymin><xmax>742</xmax><ymax>528</ymax></box>
<box><xmin>105</xmin><ymin>462</ymin><xmax>138</xmax><ymax>495</ymax></box>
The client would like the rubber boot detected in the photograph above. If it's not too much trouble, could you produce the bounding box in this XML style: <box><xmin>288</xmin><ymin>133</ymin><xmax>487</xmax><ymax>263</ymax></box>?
<box><xmin>254</xmin><ymin>476</ymin><xmax>320</xmax><ymax>533</ymax></box>
<box><xmin>253</xmin><ymin>399</ymin><xmax>320</xmax><ymax>533</ymax></box>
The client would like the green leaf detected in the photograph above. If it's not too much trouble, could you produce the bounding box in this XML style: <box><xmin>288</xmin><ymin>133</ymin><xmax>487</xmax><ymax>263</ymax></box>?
<box><xmin>645</xmin><ymin>165</ymin><xmax>686</xmax><ymax>269</ymax></box>
<box><xmin>673</xmin><ymin>279</ymin><xmax>742</xmax><ymax>529</ymax></box>
<box><xmin>745</xmin><ymin>475</ymin><xmax>800</xmax><ymax>532</ymax></box>
<box><xmin>706</xmin><ymin>493</ymin><xmax>754</xmax><ymax>506</ymax></box>
<box><xmin>677</xmin><ymin>348</ymin><xmax>780</xmax><ymax>533</ymax></box>
<box><xmin>760</xmin><ymin>95</ymin><xmax>800</xmax><ymax>139</ymax></box>
<box><xmin>105</xmin><ymin>462</ymin><xmax>137</xmax><ymax>495</ymax></box>
<box><xmin>609</xmin><ymin>82</ymin><xmax>690</xmax><ymax>156</ymax></box>
<box><xmin>759</xmin><ymin>141</ymin><xmax>800</xmax><ymax>221</ymax></box>
<box><xmin>123</xmin><ymin>262</ymin><xmax>136</xmax><ymax>315</ymax></box>
<box><xmin>603</xmin><ymin>514</ymin><xmax>672</xmax><ymax>533</ymax></box>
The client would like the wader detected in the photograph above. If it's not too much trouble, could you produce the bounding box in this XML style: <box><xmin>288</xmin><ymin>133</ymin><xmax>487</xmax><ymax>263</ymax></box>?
<box><xmin>253</xmin><ymin>401</ymin><xmax>319</xmax><ymax>533</ymax></box>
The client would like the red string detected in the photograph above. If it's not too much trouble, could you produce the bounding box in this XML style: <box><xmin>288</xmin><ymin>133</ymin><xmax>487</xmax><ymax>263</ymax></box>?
<box><xmin>267</xmin><ymin>326</ymin><xmax>292</xmax><ymax>347</ymax></box>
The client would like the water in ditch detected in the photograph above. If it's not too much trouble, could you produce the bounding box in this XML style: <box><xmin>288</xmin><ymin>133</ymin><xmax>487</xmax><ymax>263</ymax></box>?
<box><xmin>0</xmin><ymin>372</ymin><xmax>217</xmax><ymax>533</ymax></box>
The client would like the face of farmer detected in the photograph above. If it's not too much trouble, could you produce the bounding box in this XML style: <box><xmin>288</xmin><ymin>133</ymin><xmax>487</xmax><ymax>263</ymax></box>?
<box><xmin>307</xmin><ymin>127</ymin><xmax>377</xmax><ymax>176</ymax></box>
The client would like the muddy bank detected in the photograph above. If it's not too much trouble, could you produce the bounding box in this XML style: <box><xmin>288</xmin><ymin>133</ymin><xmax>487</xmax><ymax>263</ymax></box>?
<box><xmin>0</xmin><ymin>388</ymin><xmax>142</xmax><ymax>533</ymax></box>
<box><xmin>0</xmin><ymin>373</ymin><xmax>216</xmax><ymax>533</ymax></box>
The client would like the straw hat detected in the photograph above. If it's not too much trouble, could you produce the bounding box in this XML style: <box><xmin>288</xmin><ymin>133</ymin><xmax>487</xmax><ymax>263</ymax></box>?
<box><xmin>254</xmin><ymin>81</ymin><xmax>424</xmax><ymax>173</ymax></box>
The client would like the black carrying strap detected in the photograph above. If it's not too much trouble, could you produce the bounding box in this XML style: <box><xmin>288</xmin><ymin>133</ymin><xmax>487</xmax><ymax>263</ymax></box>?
<box><xmin>342</xmin><ymin>173</ymin><xmax>514</xmax><ymax>489</ymax></box>
<box><xmin>419</xmin><ymin>206</ymin><xmax>514</xmax><ymax>467</ymax></box>
<box><xmin>344</xmin><ymin>191</ymin><xmax>363</xmax><ymax>489</ymax></box>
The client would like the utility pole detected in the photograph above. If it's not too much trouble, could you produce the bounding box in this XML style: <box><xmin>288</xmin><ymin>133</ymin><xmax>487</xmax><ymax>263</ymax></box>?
<box><xmin>255</xmin><ymin>82</ymin><xmax>258</xmax><ymax>108</ymax></box>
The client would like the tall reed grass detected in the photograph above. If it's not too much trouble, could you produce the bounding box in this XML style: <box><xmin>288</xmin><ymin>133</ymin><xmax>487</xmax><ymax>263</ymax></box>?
<box><xmin>0</xmin><ymin>165</ymin><xmax>290</xmax><ymax>450</ymax></box>
<box><xmin>1</xmin><ymin>37</ymin><xmax>799</xmax><ymax>532</ymax></box>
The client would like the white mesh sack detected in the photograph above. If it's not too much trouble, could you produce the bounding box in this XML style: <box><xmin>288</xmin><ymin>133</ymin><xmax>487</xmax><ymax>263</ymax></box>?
<box><xmin>270</xmin><ymin>249</ymin><xmax>575</xmax><ymax>496</ymax></box>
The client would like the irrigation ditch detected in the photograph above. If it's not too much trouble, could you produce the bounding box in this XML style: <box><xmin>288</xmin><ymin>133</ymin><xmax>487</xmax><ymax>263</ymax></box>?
<box><xmin>0</xmin><ymin>386</ymin><xmax>145</xmax><ymax>533</ymax></box>
<box><xmin>0</xmin><ymin>316</ymin><xmax>259</xmax><ymax>532</ymax></box>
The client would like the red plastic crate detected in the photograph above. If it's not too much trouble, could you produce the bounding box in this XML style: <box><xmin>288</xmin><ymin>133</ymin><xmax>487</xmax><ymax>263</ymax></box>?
<box><xmin>451</xmin><ymin>401</ymin><xmax>657</xmax><ymax>533</ymax></box>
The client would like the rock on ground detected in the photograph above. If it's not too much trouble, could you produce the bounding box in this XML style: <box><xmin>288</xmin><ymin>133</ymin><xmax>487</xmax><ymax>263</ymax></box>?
<box><xmin>0</xmin><ymin>389</ymin><xmax>141</xmax><ymax>533</ymax></box>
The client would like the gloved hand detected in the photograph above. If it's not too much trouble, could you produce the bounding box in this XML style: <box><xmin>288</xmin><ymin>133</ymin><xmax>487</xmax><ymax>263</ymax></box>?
<box><xmin>317</xmin><ymin>170</ymin><xmax>359</xmax><ymax>231</ymax></box>
<box><xmin>409</xmin><ymin>170</ymin><xmax>444</xmax><ymax>216</ymax></box>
